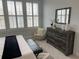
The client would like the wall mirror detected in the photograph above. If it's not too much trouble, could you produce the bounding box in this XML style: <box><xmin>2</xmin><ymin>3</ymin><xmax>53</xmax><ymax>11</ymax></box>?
<box><xmin>55</xmin><ymin>7</ymin><xmax>71</xmax><ymax>24</ymax></box>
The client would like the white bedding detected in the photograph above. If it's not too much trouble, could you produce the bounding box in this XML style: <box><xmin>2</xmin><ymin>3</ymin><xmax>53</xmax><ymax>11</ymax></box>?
<box><xmin>0</xmin><ymin>37</ymin><xmax>5</xmax><ymax>59</ymax></box>
<box><xmin>0</xmin><ymin>35</ymin><xmax>36</xmax><ymax>59</ymax></box>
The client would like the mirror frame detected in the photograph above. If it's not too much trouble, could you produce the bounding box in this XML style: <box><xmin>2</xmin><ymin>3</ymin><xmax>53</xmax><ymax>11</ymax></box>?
<box><xmin>55</xmin><ymin>7</ymin><xmax>71</xmax><ymax>24</ymax></box>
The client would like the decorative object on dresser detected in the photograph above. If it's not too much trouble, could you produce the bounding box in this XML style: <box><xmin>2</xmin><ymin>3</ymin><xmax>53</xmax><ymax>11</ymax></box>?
<box><xmin>46</xmin><ymin>27</ymin><xmax>75</xmax><ymax>56</ymax></box>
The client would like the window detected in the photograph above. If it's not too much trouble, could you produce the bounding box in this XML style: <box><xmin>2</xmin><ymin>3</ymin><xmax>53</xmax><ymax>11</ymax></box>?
<box><xmin>0</xmin><ymin>0</ymin><xmax>6</xmax><ymax>29</ymax></box>
<box><xmin>7</xmin><ymin>1</ymin><xmax>17</xmax><ymax>28</ymax></box>
<box><xmin>33</xmin><ymin>3</ymin><xmax>39</xmax><ymax>27</ymax></box>
<box><xmin>16</xmin><ymin>2</ymin><xmax>24</xmax><ymax>28</ymax></box>
<box><xmin>7</xmin><ymin>1</ymin><xmax>24</xmax><ymax>28</ymax></box>
<box><xmin>26</xmin><ymin>2</ymin><xmax>39</xmax><ymax>27</ymax></box>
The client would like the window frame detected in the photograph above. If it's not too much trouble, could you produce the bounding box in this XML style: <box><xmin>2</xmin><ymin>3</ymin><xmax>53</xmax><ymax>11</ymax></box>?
<box><xmin>26</xmin><ymin>2</ymin><xmax>39</xmax><ymax>27</ymax></box>
<box><xmin>7</xmin><ymin>1</ymin><xmax>24</xmax><ymax>29</ymax></box>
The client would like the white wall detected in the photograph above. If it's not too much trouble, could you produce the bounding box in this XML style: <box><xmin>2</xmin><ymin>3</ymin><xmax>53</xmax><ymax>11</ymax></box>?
<box><xmin>43</xmin><ymin>0</ymin><xmax>79</xmax><ymax>56</ymax></box>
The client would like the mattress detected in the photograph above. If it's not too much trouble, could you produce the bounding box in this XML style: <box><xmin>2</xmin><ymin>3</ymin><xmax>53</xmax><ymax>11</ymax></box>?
<box><xmin>0</xmin><ymin>35</ymin><xmax>36</xmax><ymax>59</ymax></box>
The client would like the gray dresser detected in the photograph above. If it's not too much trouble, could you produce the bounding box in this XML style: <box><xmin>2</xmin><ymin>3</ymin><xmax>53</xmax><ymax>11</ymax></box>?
<box><xmin>46</xmin><ymin>27</ymin><xmax>75</xmax><ymax>56</ymax></box>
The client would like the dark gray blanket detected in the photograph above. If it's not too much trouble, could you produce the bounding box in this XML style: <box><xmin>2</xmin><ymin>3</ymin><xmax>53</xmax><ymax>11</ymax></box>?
<box><xmin>2</xmin><ymin>35</ymin><xmax>22</xmax><ymax>59</ymax></box>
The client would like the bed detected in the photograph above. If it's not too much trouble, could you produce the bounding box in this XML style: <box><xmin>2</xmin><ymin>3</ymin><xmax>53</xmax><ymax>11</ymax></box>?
<box><xmin>0</xmin><ymin>35</ymin><xmax>43</xmax><ymax>59</ymax></box>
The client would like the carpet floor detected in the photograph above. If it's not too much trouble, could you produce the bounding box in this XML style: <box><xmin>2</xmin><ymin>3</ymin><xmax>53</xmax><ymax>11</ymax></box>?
<box><xmin>36</xmin><ymin>40</ymin><xmax>79</xmax><ymax>59</ymax></box>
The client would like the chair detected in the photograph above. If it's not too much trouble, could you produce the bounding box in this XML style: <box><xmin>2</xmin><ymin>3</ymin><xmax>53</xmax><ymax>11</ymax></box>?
<box><xmin>33</xmin><ymin>27</ymin><xmax>45</xmax><ymax>40</ymax></box>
